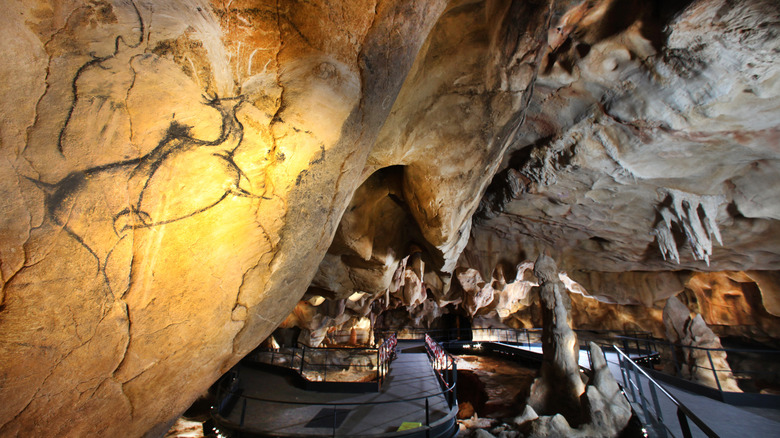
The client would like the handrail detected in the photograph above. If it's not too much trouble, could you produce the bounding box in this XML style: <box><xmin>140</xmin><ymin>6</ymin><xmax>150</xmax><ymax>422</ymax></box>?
<box><xmin>424</xmin><ymin>334</ymin><xmax>458</xmax><ymax>411</ymax></box>
<box><xmin>377</xmin><ymin>327</ymin><xmax>779</xmax><ymax>396</ymax></box>
<box><xmin>227</xmin><ymin>380</ymin><xmax>456</xmax><ymax>407</ymax></box>
<box><xmin>212</xmin><ymin>335</ymin><xmax>457</xmax><ymax>438</ymax></box>
<box><xmin>615</xmin><ymin>334</ymin><xmax>780</xmax><ymax>354</ymax></box>
<box><xmin>614</xmin><ymin>345</ymin><xmax>720</xmax><ymax>438</ymax></box>
<box><xmin>212</xmin><ymin>390</ymin><xmax>459</xmax><ymax>438</ymax></box>
<box><xmin>251</xmin><ymin>339</ymin><xmax>392</xmax><ymax>386</ymax></box>
<box><xmin>613</xmin><ymin>334</ymin><xmax>780</xmax><ymax>395</ymax></box>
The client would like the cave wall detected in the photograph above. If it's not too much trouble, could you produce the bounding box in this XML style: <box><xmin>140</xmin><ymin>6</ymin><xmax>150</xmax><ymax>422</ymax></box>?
<box><xmin>1</xmin><ymin>0</ymin><xmax>779</xmax><ymax>436</ymax></box>
<box><xmin>0</xmin><ymin>0</ymin><xmax>448</xmax><ymax>435</ymax></box>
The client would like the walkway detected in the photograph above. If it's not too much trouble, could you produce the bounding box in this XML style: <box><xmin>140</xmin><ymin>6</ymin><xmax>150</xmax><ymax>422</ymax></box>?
<box><xmin>219</xmin><ymin>341</ymin><xmax>453</xmax><ymax>436</ymax></box>
<box><xmin>501</xmin><ymin>342</ymin><xmax>780</xmax><ymax>438</ymax></box>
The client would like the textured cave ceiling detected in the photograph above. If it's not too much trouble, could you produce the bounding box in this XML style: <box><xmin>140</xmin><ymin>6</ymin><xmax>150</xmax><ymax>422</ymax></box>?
<box><xmin>0</xmin><ymin>0</ymin><xmax>778</xmax><ymax>435</ymax></box>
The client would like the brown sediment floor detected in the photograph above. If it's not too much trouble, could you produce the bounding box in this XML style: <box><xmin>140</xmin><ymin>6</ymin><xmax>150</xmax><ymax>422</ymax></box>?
<box><xmin>456</xmin><ymin>355</ymin><xmax>537</xmax><ymax>419</ymax></box>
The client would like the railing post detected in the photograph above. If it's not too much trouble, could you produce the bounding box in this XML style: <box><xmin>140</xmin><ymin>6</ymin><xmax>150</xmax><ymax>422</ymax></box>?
<box><xmin>670</xmin><ymin>340</ymin><xmax>681</xmax><ymax>377</ymax></box>
<box><xmin>332</xmin><ymin>406</ymin><xmax>337</xmax><ymax>438</ymax></box>
<box><xmin>631</xmin><ymin>358</ymin><xmax>648</xmax><ymax>412</ymax></box>
<box><xmin>240</xmin><ymin>397</ymin><xmax>247</xmax><ymax>427</ymax></box>
<box><xmin>706</xmin><ymin>349</ymin><xmax>723</xmax><ymax>394</ymax></box>
<box><xmin>645</xmin><ymin>338</ymin><xmax>651</xmax><ymax>359</ymax></box>
<box><xmin>425</xmin><ymin>397</ymin><xmax>430</xmax><ymax>427</ymax></box>
<box><xmin>648</xmin><ymin>378</ymin><xmax>667</xmax><ymax>438</ymax></box>
<box><xmin>300</xmin><ymin>345</ymin><xmax>306</xmax><ymax>375</ymax></box>
<box><xmin>618</xmin><ymin>354</ymin><xmax>634</xmax><ymax>403</ymax></box>
<box><xmin>453</xmin><ymin>360</ymin><xmax>458</xmax><ymax>408</ymax></box>
<box><xmin>677</xmin><ymin>407</ymin><xmax>693</xmax><ymax>438</ymax></box>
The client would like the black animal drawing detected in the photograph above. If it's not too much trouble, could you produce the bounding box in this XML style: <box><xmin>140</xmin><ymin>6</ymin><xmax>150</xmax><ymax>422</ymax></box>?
<box><xmin>32</xmin><ymin>94</ymin><xmax>265</xmax><ymax>294</ymax></box>
<box><xmin>28</xmin><ymin>1</ymin><xmax>272</xmax><ymax>296</ymax></box>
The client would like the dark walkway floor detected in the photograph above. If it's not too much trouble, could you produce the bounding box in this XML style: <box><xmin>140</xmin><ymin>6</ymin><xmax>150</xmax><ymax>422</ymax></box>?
<box><xmin>221</xmin><ymin>341</ymin><xmax>453</xmax><ymax>436</ymax></box>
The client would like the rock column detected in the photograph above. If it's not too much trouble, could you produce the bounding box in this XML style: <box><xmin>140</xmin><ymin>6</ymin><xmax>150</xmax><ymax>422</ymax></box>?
<box><xmin>527</xmin><ymin>254</ymin><xmax>585</xmax><ymax>425</ymax></box>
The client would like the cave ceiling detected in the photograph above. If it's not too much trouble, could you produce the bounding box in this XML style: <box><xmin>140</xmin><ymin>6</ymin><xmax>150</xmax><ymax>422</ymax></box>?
<box><xmin>0</xmin><ymin>0</ymin><xmax>778</xmax><ymax>435</ymax></box>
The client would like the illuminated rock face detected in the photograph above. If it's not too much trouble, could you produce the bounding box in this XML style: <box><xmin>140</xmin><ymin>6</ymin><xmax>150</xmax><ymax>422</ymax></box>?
<box><xmin>0</xmin><ymin>0</ymin><xmax>447</xmax><ymax>435</ymax></box>
<box><xmin>663</xmin><ymin>296</ymin><xmax>742</xmax><ymax>392</ymax></box>
<box><xmin>0</xmin><ymin>0</ymin><xmax>779</xmax><ymax>436</ymax></box>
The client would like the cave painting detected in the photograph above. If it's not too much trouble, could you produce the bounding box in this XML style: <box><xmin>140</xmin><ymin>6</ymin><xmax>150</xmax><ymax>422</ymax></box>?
<box><xmin>28</xmin><ymin>3</ymin><xmax>267</xmax><ymax>296</ymax></box>
<box><xmin>34</xmin><ymin>95</ymin><xmax>263</xmax><ymax>287</ymax></box>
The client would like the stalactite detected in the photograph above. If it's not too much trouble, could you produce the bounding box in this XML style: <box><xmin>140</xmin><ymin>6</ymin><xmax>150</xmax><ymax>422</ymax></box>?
<box><xmin>654</xmin><ymin>189</ymin><xmax>725</xmax><ymax>265</ymax></box>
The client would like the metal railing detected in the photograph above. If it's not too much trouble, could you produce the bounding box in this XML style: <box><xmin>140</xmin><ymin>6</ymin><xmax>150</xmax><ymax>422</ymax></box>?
<box><xmin>614</xmin><ymin>345</ymin><xmax>720</xmax><ymax>438</ymax></box>
<box><xmin>320</xmin><ymin>328</ymin><xmax>374</xmax><ymax>346</ymax></box>
<box><xmin>424</xmin><ymin>334</ymin><xmax>458</xmax><ymax>409</ymax></box>
<box><xmin>250</xmin><ymin>333</ymin><xmax>397</xmax><ymax>386</ymax></box>
<box><xmin>212</xmin><ymin>335</ymin><xmax>457</xmax><ymax>438</ymax></box>
<box><xmin>378</xmin><ymin>327</ymin><xmax>780</xmax><ymax>398</ymax></box>
<box><xmin>614</xmin><ymin>335</ymin><xmax>780</xmax><ymax>396</ymax></box>
<box><xmin>379</xmin><ymin>327</ymin><xmax>650</xmax><ymax>347</ymax></box>
<box><xmin>212</xmin><ymin>380</ymin><xmax>458</xmax><ymax>437</ymax></box>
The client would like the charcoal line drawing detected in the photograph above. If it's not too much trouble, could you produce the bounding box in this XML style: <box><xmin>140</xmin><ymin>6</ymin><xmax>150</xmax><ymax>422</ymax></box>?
<box><xmin>28</xmin><ymin>1</ymin><xmax>271</xmax><ymax>294</ymax></box>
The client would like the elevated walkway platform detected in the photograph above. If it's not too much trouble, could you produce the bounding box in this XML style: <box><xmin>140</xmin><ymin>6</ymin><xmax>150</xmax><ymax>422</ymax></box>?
<box><xmin>213</xmin><ymin>341</ymin><xmax>457</xmax><ymax>437</ymax></box>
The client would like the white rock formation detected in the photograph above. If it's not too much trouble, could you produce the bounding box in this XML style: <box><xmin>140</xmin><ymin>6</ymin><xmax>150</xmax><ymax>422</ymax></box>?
<box><xmin>654</xmin><ymin>189</ymin><xmax>726</xmax><ymax>265</ymax></box>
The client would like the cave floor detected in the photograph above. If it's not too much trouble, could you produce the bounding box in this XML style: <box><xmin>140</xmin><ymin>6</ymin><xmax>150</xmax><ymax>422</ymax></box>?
<box><xmin>515</xmin><ymin>343</ymin><xmax>780</xmax><ymax>437</ymax></box>
<box><xmin>456</xmin><ymin>354</ymin><xmax>536</xmax><ymax>418</ymax></box>
<box><xmin>222</xmin><ymin>340</ymin><xmax>451</xmax><ymax>435</ymax></box>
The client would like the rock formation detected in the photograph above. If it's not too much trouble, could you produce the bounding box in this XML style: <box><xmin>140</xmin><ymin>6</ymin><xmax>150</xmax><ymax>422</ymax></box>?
<box><xmin>527</xmin><ymin>254</ymin><xmax>586</xmax><ymax>424</ymax></box>
<box><xmin>663</xmin><ymin>295</ymin><xmax>742</xmax><ymax>392</ymax></box>
<box><xmin>0</xmin><ymin>0</ymin><xmax>778</xmax><ymax>435</ymax></box>
<box><xmin>521</xmin><ymin>344</ymin><xmax>631</xmax><ymax>438</ymax></box>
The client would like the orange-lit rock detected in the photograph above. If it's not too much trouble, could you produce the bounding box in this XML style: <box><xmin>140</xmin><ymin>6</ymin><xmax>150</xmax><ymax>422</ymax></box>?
<box><xmin>0</xmin><ymin>0</ymin><xmax>448</xmax><ymax>435</ymax></box>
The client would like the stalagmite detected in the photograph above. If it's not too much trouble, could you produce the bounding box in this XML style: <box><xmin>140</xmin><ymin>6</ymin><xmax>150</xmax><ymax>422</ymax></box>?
<box><xmin>526</xmin><ymin>254</ymin><xmax>585</xmax><ymax>425</ymax></box>
<box><xmin>522</xmin><ymin>255</ymin><xmax>631</xmax><ymax>438</ymax></box>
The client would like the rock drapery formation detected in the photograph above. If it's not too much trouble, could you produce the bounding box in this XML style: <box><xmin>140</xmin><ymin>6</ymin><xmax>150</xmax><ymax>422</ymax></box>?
<box><xmin>0</xmin><ymin>0</ymin><xmax>779</xmax><ymax>435</ymax></box>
